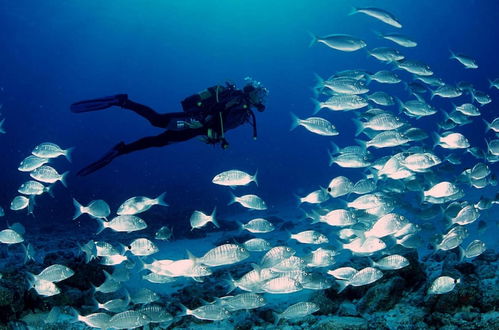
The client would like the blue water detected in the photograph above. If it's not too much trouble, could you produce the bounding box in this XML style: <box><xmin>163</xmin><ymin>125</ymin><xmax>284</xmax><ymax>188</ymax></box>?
<box><xmin>0</xmin><ymin>0</ymin><xmax>498</xmax><ymax>327</ymax></box>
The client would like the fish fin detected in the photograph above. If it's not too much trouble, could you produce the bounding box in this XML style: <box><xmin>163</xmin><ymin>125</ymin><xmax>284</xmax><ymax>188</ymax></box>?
<box><xmin>458</xmin><ymin>246</ymin><xmax>465</xmax><ymax>262</ymax></box>
<box><xmin>310</xmin><ymin>98</ymin><xmax>321</xmax><ymax>115</ymax></box>
<box><xmin>348</xmin><ymin>7</ymin><xmax>358</xmax><ymax>16</ymax></box>
<box><xmin>352</xmin><ymin>118</ymin><xmax>365</xmax><ymax>137</ymax></box>
<box><xmin>210</xmin><ymin>207</ymin><xmax>219</xmax><ymax>228</ymax></box>
<box><xmin>252</xmin><ymin>169</ymin><xmax>258</xmax><ymax>186</ymax></box>
<box><xmin>60</xmin><ymin>171</ymin><xmax>69</xmax><ymax>188</ymax></box>
<box><xmin>308</xmin><ymin>31</ymin><xmax>318</xmax><ymax>48</ymax></box>
<box><xmin>186</xmin><ymin>250</ymin><xmax>199</xmax><ymax>264</ymax></box>
<box><xmin>67</xmin><ymin>307</ymin><xmax>80</xmax><ymax>323</ymax></box>
<box><xmin>225</xmin><ymin>274</ymin><xmax>237</xmax><ymax>294</ymax></box>
<box><xmin>273</xmin><ymin>311</ymin><xmax>281</xmax><ymax>326</ymax></box>
<box><xmin>64</xmin><ymin>147</ymin><xmax>75</xmax><ymax>163</ymax></box>
<box><xmin>449</xmin><ymin>49</ymin><xmax>456</xmax><ymax>60</ymax></box>
<box><xmin>72</xmin><ymin>198</ymin><xmax>83</xmax><ymax>220</ymax></box>
<box><xmin>21</xmin><ymin>244</ymin><xmax>30</xmax><ymax>265</ymax></box>
<box><xmin>155</xmin><ymin>192</ymin><xmax>168</xmax><ymax>207</ymax></box>
<box><xmin>327</xmin><ymin>148</ymin><xmax>335</xmax><ymax>167</ymax></box>
<box><xmin>431</xmin><ymin>132</ymin><xmax>441</xmax><ymax>149</ymax></box>
<box><xmin>27</xmin><ymin>195</ymin><xmax>36</xmax><ymax>216</ymax></box>
<box><xmin>482</xmin><ymin>119</ymin><xmax>491</xmax><ymax>133</ymax></box>
<box><xmin>227</xmin><ymin>192</ymin><xmax>237</xmax><ymax>206</ymax></box>
<box><xmin>45</xmin><ymin>184</ymin><xmax>55</xmax><ymax>198</ymax></box>
<box><xmin>354</xmin><ymin>138</ymin><xmax>367</xmax><ymax>150</ymax></box>
<box><xmin>336</xmin><ymin>280</ymin><xmax>349</xmax><ymax>293</ymax></box>
<box><xmin>330</xmin><ymin>141</ymin><xmax>340</xmax><ymax>155</ymax></box>
<box><xmin>177</xmin><ymin>303</ymin><xmax>191</xmax><ymax>317</ymax></box>
<box><xmin>290</xmin><ymin>112</ymin><xmax>301</xmax><ymax>131</ymax></box>
<box><xmin>95</xmin><ymin>218</ymin><xmax>106</xmax><ymax>234</ymax></box>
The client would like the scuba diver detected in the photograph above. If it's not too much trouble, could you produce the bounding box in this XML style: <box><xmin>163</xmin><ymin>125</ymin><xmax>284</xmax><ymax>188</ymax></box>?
<box><xmin>71</xmin><ymin>78</ymin><xmax>268</xmax><ymax>176</ymax></box>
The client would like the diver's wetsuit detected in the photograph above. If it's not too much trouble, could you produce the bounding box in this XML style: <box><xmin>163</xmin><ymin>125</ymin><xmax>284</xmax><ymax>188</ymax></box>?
<box><xmin>74</xmin><ymin>84</ymin><xmax>260</xmax><ymax>176</ymax></box>
<box><xmin>118</xmin><ymin>89</ymin><xmax>257</xmax><ymax>155</ymax></box>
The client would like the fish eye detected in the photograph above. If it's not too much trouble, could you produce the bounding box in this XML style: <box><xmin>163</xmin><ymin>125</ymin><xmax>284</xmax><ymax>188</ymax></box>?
<box><xmin>127</xmin><ymin>245</ymin><xmax>132</xmax><ymax>249</ymax></box>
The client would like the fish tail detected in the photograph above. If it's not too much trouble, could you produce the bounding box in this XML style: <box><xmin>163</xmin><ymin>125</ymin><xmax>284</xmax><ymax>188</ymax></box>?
<box><xmin>21</xmin><ymin>244</ymin><xmax>30</xmax><ymax>264</ymax></box>
<box><xmin>313</xmin><ymin>72</ymin><xmax>324</xmax><ymax>91</ymax></box>
<box><xmin>354</xmin><ymin>138</ymin><xmax>367</xmax><ymax>150</ymax></box>
<box><xmin>308</xmin><ymin>31</ymin><xmax>318</xmax><ymax>48</ymax></box>
<box><xmin>482</xmin><ymin>119</ymin><xmax>491</xmax><ymax>133</ymax></box>
<box><xmin>27</xmin><ymin>195</ymin><xmax>36</xmax><ymax>216</ymax></box>
<box><xmin>155</xmin><ymin>192</ymin><xmax>169</xmax><ymax>207</ymax></box>
<box><xmin>252</xmin><ymin>169</ymin><xmax>258</xmax><ymax>186</ymax></box>
<box><xmin>327</xmin><ymin>148</ymin><xmax>335</xmax><ymax>167</ymax></box>
<box><xmin>227</xmin><ymin>192</ymin><xmax>237</xmax><ymax>206</ymax></box>
<box><xmin>95</xmin><ymin>218</ymin><xmax>106</xmax><ymax>234</ymax></box>
<box><xmin>352</xmin><ymin>118</ymin><xmax>364</xmax><ymax>137</ymax></box>
<box><xmin>289</xmin><ymin>112</ymin><xmax>301</xmax><ymax>131</ymax></box>
<box><xmin>293</xmin><ymin>193</ymin><xmax>304</xmax><ymax>207</ymax></box>
<box><xmin>45</xmin><ymin>184</ymin><xmax>55</xmax><ymax>198</ymax></box>
<box><xmin>64</xmin><ymin>147</ymin><xmax>75</xmax><ymax>163</ymax></box>
<box><xmin>0</xmin><ymin>118</ymin><xmax>5</xmax><ymax>134</ymax></box>
<box><xmin>178</xmin><ymin>303</ymin><xmax>192</xmax><ymax>317</ymax></box>
<box><xmin>449</xmin><ymin>49</ymin><xmax>456</xmax><ymax>60</ymax></box>
<box><xmin>372</xmin><ymin>30</ymin><xmax>383</xmax><ymax>39</ymax></box>
<box><xmin>336</xmin><ymin>279</ymin><xmax>349</xmax><ymax>293</ymax></box>
<box><xmin>273</xmin><ymin>311</ymin><xmax>281</xmax><ymax>326</ymax></box>
<box><xmin>311</xmin><ymin>98</ymin><xmax>322</xmax><ymax>115</ymax></box>
<box><xmin>186</xmin><ymin>249</ymin><xmax>199</xmax><ymax>264</ymax></box>
<box><xmin>225</xmin><ymin>274</ymin><xmax>237</xmax><ymax>294</ymax></box>
<box><xmin>67</xmin><ymin>307</ymin><xmax>80</xmax><ymax>323</ymax></box>
<box><xmin>348</xmin><ymin>7</ymin><xmax>358</xmax><ymax>16</ymax></box>
<box><xmin>60</xmin><ymin>171</ymin><xmax>69</xmax><ymax>188</ymax></box>
<box><xmin>210</xmin><ymin>207</ymin><xmax>219</xmax><ymax>228</ymax></box>
<box><xmin>72</xmin><ymin>198</ymin><xmax>83</xmax><ymax>220</ymax></box>
<box><xmin>431</xmin><ymin>132</ymin><xmax>441</xmax><ymax>149</ymax></box>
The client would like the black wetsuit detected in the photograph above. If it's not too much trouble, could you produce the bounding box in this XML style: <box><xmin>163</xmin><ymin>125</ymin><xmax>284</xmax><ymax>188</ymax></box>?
<box><xmin>114</xmin><ymin>87</ymin><xmax>257</xmax><ymax>155</ymax></box>
<box><xmin>73</xmin><ymin>84</ymin><xmax>261</xmax><ymax>176</ymax></box>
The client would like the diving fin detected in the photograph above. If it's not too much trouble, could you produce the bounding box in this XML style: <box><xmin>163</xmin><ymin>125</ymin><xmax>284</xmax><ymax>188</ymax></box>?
<box><xmin>77</xmin><ymin>142</ymin><xmax>125</xmax><ymax>176</ymax></box>
<box><xmin>70</xmin><ymin>94</ymin><xmax>128</xmax><ymax>113</ymax></box>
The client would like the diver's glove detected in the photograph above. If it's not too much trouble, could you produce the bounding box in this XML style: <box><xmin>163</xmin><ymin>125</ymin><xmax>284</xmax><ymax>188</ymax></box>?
<box><xmin>185</xmin><ymin>119</ymin><xmax>203</xmax><ymax>129</ymax></box>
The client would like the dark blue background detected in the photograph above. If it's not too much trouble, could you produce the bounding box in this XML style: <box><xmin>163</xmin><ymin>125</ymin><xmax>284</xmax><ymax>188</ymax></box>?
<box><xmin>0</xmin><ymin>0</ymin><xmax>498</xmax><ymax>233</ymax></box>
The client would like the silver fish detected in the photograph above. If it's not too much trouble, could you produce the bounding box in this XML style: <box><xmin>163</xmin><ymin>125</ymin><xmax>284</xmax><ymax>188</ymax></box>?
<box><xmin>368</xmin><ymin>47</ymin><xmax>404</xmax><ymax>62</ymax></box>
<box><xmin>107</xmin><ymin>310</ymin><xmax>151</xmax><ymax>329</ymax></box>
<box><xmin>290</xmin><ymin>114</ymin><xmax>338</xmax><ymax>136</ymax></box>
<box><xmin>428</xmin><ymin>276</ymin><xmax>459</xmax><ymax>295</ymax></box>
<box><xmin>350</xmin><ymin>7</ymin><xmax>402</xmax><ymax>28</ymax></box>
<box><xmin>181</xmin><ymin>304</ymin><xmax>231</xmax><ymax>321</ymax></box>
<box><xmin>378</xmin><ymin>33</ymin><xmax>417</xmax><ymax>47</ymax></box>
<box><xmin>117</xmin><ymin>192</ymin><xmax>168</xmax><ymax>215</ymax></box>
<box><xmin>97</xmin><ymin>215</ymin><xmax>147</xmax><ymax>234</ymax></box>
<box><xmin>290</xmin><ymin>230</ymin><xmax>328</xmax><ymax>244</ymax></box>
<box><xmin>212</xmin><ymin>169</ymin><xmax>257</xmax><ymax>187</ymax></box>
<box><xmin>309</xmin><ymin>33</ymin><xmax>366</xmax><ymax>52</ymax></box>
<box><xmin>125</xmin><ymin>238</ymin><xmax>158</xmax><ymax>256</ymax></box>
<box><xmin>32</xmin><ymin>142</ymin><xmax>73</xmax><ymax>161</ymax></box>
<box><xmin>450</xmin><ymin>51</ymin><xmax>478</xmax><ymax>69</ymax></box>
<box><xmin>228</xmin><ymin>193</ymin><xmax>267</xmax><ymax>210</ymax></box>
<box><xmin>241</xmin><ymin>218</ymin><xmax>274</xmax><ymax>233</ymax></box>
<box><xmin>337</xmin><ymin>267</ymin><xmax>383</xmax><ymax>292</ymax></box>
<box><xmin>243</xmin><ymin>238</ymin><xmax>272</xmax><ymax>252</ymax></box>
<box><xmin>73</xmin><ymin>198</ymin><xmax>110</xmax><ymax>220</ymax></box>
<box><xmin>190</xmin><ymin>208</ymin><xmax>218</xmax><ymax>230</ymax></box>
<box><xmin>29</xmin><ymin>165</ymin><xmax>68</xmax><ymax>187</ymax></box>
<box><xmin>18</xmin><ymin>155</ymin><xmax>50</xmax><ymax>172</ymax></box>
<box><xmin>274</xmin><ymin>302</ymin><xmax>319</xmax><ymax>324</ymax></box>
<box><xmin>196</xmin><ymin>244</ymin><xmax>250</xmax><ymax>267</ymax></box>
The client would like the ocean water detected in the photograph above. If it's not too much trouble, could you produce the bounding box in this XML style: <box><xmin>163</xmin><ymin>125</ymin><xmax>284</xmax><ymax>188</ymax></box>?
<box><xmin>0</xmin><ymin>0</ymin><xmax>498</xmax><ymax>329</ymax></box>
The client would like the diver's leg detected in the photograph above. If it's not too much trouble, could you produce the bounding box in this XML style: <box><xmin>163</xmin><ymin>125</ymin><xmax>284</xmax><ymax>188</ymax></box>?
<box><xmin>76</xmin><ymin>129</ymin><xmax>204</xmax><ymax>176</ymax></box>
<box><xmin>121</xmin><ymin>99</ymin><xmax>178</xmax><ymax>128</ymax></box>
<box><xmin>118</xmin><ymin>129</ymin><xmax>203</xmax><ymax>154</ymax></box>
